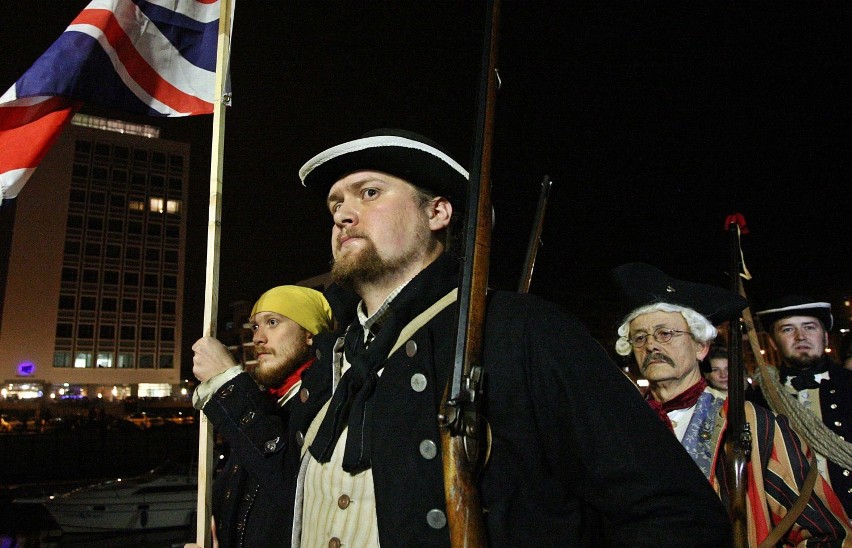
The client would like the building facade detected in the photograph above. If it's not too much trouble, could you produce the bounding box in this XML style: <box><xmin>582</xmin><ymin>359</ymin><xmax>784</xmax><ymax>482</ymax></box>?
<box><xmin>0</xmin><ymin>116</ymin><xmax>188</xmax><ymax>401</ymax></box>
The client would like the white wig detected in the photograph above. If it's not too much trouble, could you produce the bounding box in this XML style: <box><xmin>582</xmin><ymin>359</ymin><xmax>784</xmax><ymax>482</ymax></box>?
<box><xmin>615</xmin><ymin>302</ymin><xmax>717</xmax><ymax>356</ymax></box>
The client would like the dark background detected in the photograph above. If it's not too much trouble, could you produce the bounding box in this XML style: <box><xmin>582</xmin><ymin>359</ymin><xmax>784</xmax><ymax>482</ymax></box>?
<box><xmin>2</xmin><ymin>2</ymin><xmax>849</xmax><ymax>376</ymax></box>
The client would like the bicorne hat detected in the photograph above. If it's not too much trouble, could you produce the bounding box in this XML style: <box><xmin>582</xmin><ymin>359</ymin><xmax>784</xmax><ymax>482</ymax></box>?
<box><xmin>756</xmin><ymin>295</ymin><xmax>833</xmax><ymax>331</ymax></box>
<box><xmin>610</xmin><ymin>262</ymin><xmax>747</xmax><ymax>326</ymax></box>
<box><xmin>299</xmin><ymin>129</ymin><xmax>469</xmax><ymax>209</ymax></box>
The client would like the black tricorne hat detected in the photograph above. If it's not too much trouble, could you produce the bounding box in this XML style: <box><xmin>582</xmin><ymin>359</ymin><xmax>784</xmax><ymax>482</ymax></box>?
<box><xmin>298</xmin><ymin>129</ymin><xmax>469</xmax><ymax>208</ymax></box>
<box><xmin>756</xmin><ymin>295</ymin><xmax>833</xmax><ymax>331</ymax></box>
<box><xmin>610</xmin><ymin>262</ymin><xmax>747</xmax><ymax>326</ymax></box>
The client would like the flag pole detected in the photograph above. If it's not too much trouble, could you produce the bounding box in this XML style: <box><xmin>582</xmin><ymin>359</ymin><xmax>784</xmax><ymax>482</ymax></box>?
<box><xmin>196</xmin><ymin>0</ymin><xmax>233</xmax><ymax>545</ymax></box>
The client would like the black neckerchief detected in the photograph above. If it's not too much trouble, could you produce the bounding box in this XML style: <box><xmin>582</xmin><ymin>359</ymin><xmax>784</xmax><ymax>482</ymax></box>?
<box><xmin>309</xmin><ymin>253</ymin><xmax>459</xmax><ymax>473</ymax></box>
<box><xmin>780</xmin><ymin>355</ymin><xmax>832</xmax><ymax>391</ymax></box>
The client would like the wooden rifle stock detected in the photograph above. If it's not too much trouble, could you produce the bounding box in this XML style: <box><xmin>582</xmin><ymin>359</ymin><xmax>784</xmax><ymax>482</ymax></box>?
<box><xmin>724</xmin><ymin>218</ymin><xmax>751</xmax><ymax>548</ymax></box>
<box><xmin>517</xmin><ymin>176</ymin><xmax>552</xmax><ymax>294</ymax></box>
<box><xmin>440</xmin><ymin>0</ymin><xmax>500</xmax><ymax>546</ymax></box>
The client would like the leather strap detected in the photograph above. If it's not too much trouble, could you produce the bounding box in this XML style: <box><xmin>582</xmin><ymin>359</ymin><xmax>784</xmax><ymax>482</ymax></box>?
<box><xmin>301</xmin><ymin>287</ymin><xmax>458</xmax><ymax>460</ymax></box>
<box><xmin>757</xmin><ymin>456</ymin><xmax>819</xmax><ymax>548</ymax></box>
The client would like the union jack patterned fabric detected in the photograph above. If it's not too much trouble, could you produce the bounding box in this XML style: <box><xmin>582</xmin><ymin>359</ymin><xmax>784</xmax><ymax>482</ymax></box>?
<box><xmin>0</xmin><ymin>0</ymin><xmax>224</xmax><ymax>202</ymax></box>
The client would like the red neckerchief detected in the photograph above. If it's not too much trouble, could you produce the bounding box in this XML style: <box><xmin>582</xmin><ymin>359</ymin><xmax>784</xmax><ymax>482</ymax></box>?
<box><xmin>646</xmin><ymin>378</ymin><xmax>707</xmax><ymax>432</ymax></box>
<box><xmin>267</xmin><ymin>357</ymin><xmax>316</xmax><ymax>399</ymax></box>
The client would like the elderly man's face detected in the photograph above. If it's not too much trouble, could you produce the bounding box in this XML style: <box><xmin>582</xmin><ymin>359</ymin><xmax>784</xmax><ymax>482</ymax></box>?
<box><xmin>629</xmin><ymin>310</ymin><xmax>709</xmax><ymax>386</ymax></box>
<box><xmin>771</xmin><ymin>315</ymin><xmax>828</xmax><ymax>369</ymax></box>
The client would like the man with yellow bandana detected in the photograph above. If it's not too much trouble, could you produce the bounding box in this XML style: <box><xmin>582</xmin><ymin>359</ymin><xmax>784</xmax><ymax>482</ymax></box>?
<box><xmin>190</xmin><ymin>285</ymin><xmax>333</xmax><ymax>547</ymax></box>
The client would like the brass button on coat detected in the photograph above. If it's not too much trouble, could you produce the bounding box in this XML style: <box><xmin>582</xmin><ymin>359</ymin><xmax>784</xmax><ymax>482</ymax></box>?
<box><xmin>328</xmin><ymin>537</ymin><xmax>341</xmax><ymax>548</ymax></box>
<box><xmin>405</xmin><ymin>339</ymin><xmax>418</xmax><ymax>357</ymax></box>
<box><xmin>300</xmin><ymin>387</ymin><xmax>310</xmax><ymax>403</ymax></box>
<box><xmin>337</xmin><ymin>494</ymin><xmax>351</xmax><ymax>509</ymax></box>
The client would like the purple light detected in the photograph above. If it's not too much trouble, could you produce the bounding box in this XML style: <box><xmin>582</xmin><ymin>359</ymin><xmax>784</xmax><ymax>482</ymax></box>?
<box><xmin>17</xmin><ymin>361</ymin><xmax>35</xmax><ymax>376</ymax></box>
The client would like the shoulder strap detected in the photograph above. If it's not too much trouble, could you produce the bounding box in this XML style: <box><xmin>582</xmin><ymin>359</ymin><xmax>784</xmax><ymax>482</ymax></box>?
<box><xmin>387</xmin><ymin>288</ymin><xmax>458</xmax><ymax>358</ymax></box>
<box><xmin>300</xmin><ymin>288</ymin><xmax>458</xmax><ymax>459</ymax></box>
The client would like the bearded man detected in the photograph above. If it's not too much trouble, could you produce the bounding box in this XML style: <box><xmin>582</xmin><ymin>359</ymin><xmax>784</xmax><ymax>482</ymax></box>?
<box><xmin>756</xmin><ymin>296</ymin><xmax>852</xmax><ymax>519</ymax></box>
<box><xmin>280</xmin><ymin>129</ymin><xmax>733</xmax><ymax>547</ymax></box>
<box><xmin>612</xmin><ymin>263</ymin><xmax>851</xmax><ymax>546</ymax></box>
<box><xmin>190</xmin><ymin>285</ymin><xmax>333</xmax><ymax>547</ymax></box>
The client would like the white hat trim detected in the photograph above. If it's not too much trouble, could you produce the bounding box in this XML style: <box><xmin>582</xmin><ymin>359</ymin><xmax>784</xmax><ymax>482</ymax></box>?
<box><xmin>756</xmin><ymin>302</ymin><xmax>831</xmax><ymax>316</ymax></box>
<box><xmin>299</xmin><ymin>135</ymin><xmax>470</xmax><ymax>186</ymax></box>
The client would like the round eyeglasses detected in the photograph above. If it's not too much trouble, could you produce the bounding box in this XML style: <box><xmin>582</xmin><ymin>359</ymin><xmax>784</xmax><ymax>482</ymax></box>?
<box><xmin>628</xmin><ymin>328</ymin><xmax>694</xmax><ymax>348</ymax></box>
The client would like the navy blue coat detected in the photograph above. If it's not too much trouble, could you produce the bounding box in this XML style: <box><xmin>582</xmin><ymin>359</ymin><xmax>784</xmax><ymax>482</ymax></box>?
<box><xmin>285</xmin><ymin>255</ymin><xmax>732</xmax><ymax>546</ymax></box>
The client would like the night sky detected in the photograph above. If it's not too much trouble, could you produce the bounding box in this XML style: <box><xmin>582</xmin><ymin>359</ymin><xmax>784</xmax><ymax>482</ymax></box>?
<box><xmin>2</xmin><ymin>2</ymin><xmax>849</xmax><ymax>375</ymax></box>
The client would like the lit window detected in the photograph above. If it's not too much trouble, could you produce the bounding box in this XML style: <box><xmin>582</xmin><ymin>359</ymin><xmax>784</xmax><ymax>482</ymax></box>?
<box><xmin>96</xmin><ymin>352</ymin><xmax>114</xmax><ymax>368</ymax></box>
<box><xmin>74</xmin><ymin>352</ymin><xmax>93</xmax><ymax>368</ymax></box>
<box><xmin>150</xmin><ymin>197</ymin><xmax>165</xmax><ymax>213</ymax></box>
<box><xmin>166</xmin><ymin>200</ymin><xmax>181</xmax><ymax>214</ymax></box>
<box><xmin>129</xmin><ymin>200</ymin><xmax>145</xmax><ymax>212</ymax></box>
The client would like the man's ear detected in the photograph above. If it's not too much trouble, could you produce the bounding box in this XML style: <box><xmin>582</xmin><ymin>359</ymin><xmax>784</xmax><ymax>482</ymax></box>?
<box><xmin>427</xmin><ymin>196</ymin><xmax>452</xmax><ymax>232</ymax></box>
<box><xmin>696</xmin><ymin>341</ymin><xmax>711</xmax><ymax>362</ymax></box>
<box><xmin>305</xmin><ymin>331</ymin><xmax>315</xmax><ymax>347</ymax></box>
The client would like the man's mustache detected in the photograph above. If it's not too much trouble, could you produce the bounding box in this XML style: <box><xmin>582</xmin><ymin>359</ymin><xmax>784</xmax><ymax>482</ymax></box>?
<box><xmin>336</xmin><ymin>229</ymin><xmax>370</xmax><ymax>247</ymax></box>
<box><xmin>642</xmin><ymin>352</ymin><xmax>675</xmax><ymax>370</ymax></box>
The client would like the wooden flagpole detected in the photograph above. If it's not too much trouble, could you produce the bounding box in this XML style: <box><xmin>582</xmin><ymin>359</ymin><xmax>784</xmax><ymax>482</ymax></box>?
<box><xmin>196</xmin><ymin>0</ymin><xmax>233</xmax><ymax>545</ymax></box>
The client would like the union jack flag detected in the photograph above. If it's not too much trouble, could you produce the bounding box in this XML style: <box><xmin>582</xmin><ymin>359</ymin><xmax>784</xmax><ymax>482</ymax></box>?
<box><xmin>0</xmin><ymin>0</ymin><xmax>225</xmax><ymax>203</ymax></box>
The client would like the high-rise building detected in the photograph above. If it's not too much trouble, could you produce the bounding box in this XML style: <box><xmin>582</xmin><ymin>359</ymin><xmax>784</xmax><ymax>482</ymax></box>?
<box><xmin>0</xmin><ymin>115</ymin><xmax>188</xmax><ymax>401</ymax></box>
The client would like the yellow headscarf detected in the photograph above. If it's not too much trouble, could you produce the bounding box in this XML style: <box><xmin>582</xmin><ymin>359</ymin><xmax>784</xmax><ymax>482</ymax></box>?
<box><xmin>250</xmin><ymin>286</ymin><xmax>333</xmax><ymax>335</ymax></box>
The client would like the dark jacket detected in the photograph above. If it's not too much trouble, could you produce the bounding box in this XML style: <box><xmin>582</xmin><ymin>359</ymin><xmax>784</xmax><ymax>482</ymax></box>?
<box><xmin>286</xmin><ymin>255</ymin><xmax>732</xmax><ymax>546</ymax></box>
<box><xmin>749</xmin><ymin>358</ymin><xmax>852</xmax><ymax>517</ymax></box>
<box><xmin>204</xmin><ymin>371</ymin><xmax>292</xmax><ymax>548</ymax></box>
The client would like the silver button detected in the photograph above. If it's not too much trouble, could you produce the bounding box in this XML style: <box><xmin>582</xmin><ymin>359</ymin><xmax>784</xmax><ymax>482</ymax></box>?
<box><xmin>835</xmin><ymin>421</ymin><xmax>843</xmax><ymax>427</ymax></box>
<box><xmin>316</xmin><ymin>349</ymin><xmax>322</xmax><ymax>361</ymax></box>
<box><xmin>410</xmin><ymin>373</ymin><xmax>428</xmax><ymax>392</ymax></box>
<box><xmin>405</xmin><ymin>340</ymin><xmax>418</xmax><ymax>357</ymax></box>
<box><xmin>296</xmin><ymin>431</ymin><xmax>305</xmax><ymax>446</ymax></box>
<box><xmin>419</xmin><ymin>439</ymin><xmax>438</xmax><ymax>460</ymax></box>
<box><xmin>264</xmin><ymin>437</ymin><xmax>280</xmax><ymax>453</ymax></box>
<box><xmin>831</xmin><ymin>389</ymin><xmax>837</xmax><ymax>394</ymax></box>
<box><xmin>843</xmin><ymin>470</ymin><xmax>850</xmax><ymax>477</ymax></box>
<box><xmin>426</xmin><ymin>509</ymin><xmax>447</xmax><ymax>529</ymax></box>
<box><xmin>831</xmin><ymin>404</ymin><xmax>838</xmax><ymax>409</ymax></box>
<box><xmin>240</xmin><ymin>411</ymin><xmax>256</xmax><ymax>425</ymax></box>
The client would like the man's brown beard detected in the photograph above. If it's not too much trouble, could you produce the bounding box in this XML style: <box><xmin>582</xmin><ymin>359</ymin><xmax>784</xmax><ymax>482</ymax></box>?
<box><xmin>248</xmin><ymin>340</ymin><xmax>311</xmax><ymax>388</ymax></box>
<box><xmin>330</xmin><ymin>236</ymin><xmax>389</xmax><ymax>290</ymax></box>
<box><xmin>784</xmin><ymin>353</ymin><xmax>825</xmax><ymax>371</ymax></box>
<box><xmin>330</xmin><ymin>228</ymin><xmax>430</xmax><ymax>290</ymax></box>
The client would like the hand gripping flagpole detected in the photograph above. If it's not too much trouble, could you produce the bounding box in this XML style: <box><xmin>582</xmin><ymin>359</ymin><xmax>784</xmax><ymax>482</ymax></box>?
<box><xmin>196</xmin><ymin>1</ymin><xmax>234</xmax><ymax>545</ymax></box>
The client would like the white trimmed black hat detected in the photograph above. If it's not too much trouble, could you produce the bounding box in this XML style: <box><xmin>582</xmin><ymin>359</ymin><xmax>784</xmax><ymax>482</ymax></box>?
<box><xmin>299</xmin><ymin>129</ymin><xmax>469</xmax><ymax>208</ymax></box>
<box><xmin>756</xmin><ymin>295</ymin><xmax>833</xmax><ymax>331</ymax></box>
<box><xmin>610</xmin><ymin>262</ymin><xmax>748</xmax><ymax>326</ymax></box>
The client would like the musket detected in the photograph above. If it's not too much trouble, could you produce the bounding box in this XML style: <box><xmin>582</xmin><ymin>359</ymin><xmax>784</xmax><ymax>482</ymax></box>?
<box><xmin>724</xmin><ymin>214</ymin><xmax>752</xmax><ymax>548</ymax></box>
<box><xmin>439</xmin><ymin>0</ymin><xmax>500</xmax><ymax>545</ymax></box>
<box><xmin>517</xmin><ymin>176</ymin><xmax>553</xmax><ymax>294</ymax></box>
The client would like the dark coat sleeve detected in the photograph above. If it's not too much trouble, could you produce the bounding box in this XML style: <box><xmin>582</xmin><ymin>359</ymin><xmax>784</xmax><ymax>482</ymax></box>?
<box><xmin>203</xmin><ymin>372</ymin><xmax>289</xmax><ymax>508</ymax></box>
<box><xmin>480</xmin><ymin>291</ymin><xmax>732</xmax><ymax>546</ymax></box>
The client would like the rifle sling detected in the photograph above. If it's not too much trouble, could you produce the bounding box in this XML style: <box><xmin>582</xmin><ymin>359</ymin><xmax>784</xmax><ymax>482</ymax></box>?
<box><xmin>757</xmin><ymin>456</ymin><xmax>819</xmax><ymax>548</ymax></box>
<box><xmin>301</xmin><ymin>288</ymin><xmax>459</xmax><ymax>459</ymax></box>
